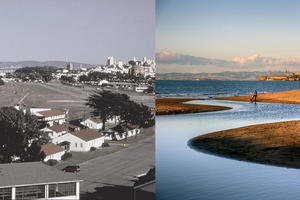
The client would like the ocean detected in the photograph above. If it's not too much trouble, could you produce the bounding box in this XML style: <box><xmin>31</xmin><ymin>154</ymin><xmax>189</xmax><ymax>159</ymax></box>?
<box><xmin>156</xmin><ymin>80</ymin><xmax>300</xmax><ymax>98</ymax></box>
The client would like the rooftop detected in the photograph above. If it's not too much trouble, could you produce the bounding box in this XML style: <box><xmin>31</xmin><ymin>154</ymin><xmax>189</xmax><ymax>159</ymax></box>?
<box><xmin>89</xmin><ymin>117</ymin><xmax>103</xmax><ymax>124</ymax></box>
<box><xmin>48</xmin><ymin>124</ymin><xmax>68</xmax><ymax>133</ymax></box>
<box><xmin>41</xmin><ymin>143</ymin><xmax>65</xmax><ymax>156</ymax></box>
<box><xmin>71</xmin><ymin>129</ymin><xmax>103</xmax><ymax>142</ymax></box>
<box><xmin>0</xmin><ymin>162</ymin><xmax>81</xmax><ymax>187</ymax></box>
<box><xmin>38</xmin><ymin>109</ymin><xmax>65</xmax><ymax>118</ymax></box>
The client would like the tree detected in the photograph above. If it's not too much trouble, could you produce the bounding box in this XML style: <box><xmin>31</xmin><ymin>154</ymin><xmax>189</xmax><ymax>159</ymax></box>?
<box><xmin>0</xmin><ymin>107</ymin><xmax>50</xmax><ymax>163</ymax></box>
<box><xmin>86</xmin><ymin>90</ymin><xmax>129</xmax><ymax>130</ymax></box>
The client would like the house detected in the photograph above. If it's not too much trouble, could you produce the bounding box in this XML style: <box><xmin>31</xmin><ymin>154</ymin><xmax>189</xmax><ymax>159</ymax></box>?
<box><xmin>41</xmin><ymin>143</ymin><xmax>66</xmax><ymax>162</ymax></box>
<box><xmin>0</xmin><ymin>162</ymin><xmax>82</xmax><ymax>199</ymax></box>
<box><xmin>41</xmin><ymin>124</ymin><xmax>69</xmax><ymax>139</ymax></box>
<box><xmin>52</xmin><ymin>129</ymin><xmax>105</xmax><ymax>152</ymax></box>
<box><xmin>105</xmin><ymin>123</ymin><xmax>140</xmax><ymax>140</ymax></box>
<box><xmin>80</xmin><ymin>117</ymin><xmax>103</xmax><ymax>129</ymax></box>
<box><xmin>31</xmin><ymin>108</ymin><xmax>66</xmax><ymax>127</ymax></box>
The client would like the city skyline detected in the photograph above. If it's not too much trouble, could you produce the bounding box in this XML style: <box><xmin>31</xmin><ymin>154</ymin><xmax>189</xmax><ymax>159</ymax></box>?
<box><xmin>0</xmin><ymin>0</ymin><xmax>154</xmax><ymax>64</ymax></box>
<box><xmin>156</xmin><ymin>0</ymin><xmax>300</xmax><ymax>73</ymax></box>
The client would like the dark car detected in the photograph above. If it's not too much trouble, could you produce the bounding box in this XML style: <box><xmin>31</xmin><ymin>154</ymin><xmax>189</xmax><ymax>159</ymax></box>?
<box><xmin>62</xmin><ymin>165</ymin><xmax>80</xmax><ymax>173</ymax></box>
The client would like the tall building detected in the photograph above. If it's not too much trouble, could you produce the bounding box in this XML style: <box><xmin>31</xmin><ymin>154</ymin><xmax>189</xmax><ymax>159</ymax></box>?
<box><xmin>66</xmin><ymin>63</ymin><xmax>73</xmax><ymax>71</ymax></box>
<box><xmin>107</xmin><ymin>57</ymin><xmax>115</xmax><ymax>66</ymax></box>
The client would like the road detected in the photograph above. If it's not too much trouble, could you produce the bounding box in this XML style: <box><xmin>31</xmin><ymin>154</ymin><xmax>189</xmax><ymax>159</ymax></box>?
<box><xmin>78</xmin><ymin>134</ymin><xmax>155</xmax><ymax>193</ymax></box>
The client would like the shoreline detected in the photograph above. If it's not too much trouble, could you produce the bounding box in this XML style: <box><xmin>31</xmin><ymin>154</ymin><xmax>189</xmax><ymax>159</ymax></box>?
<box><xmin>156</xmin><ymin>98</ymin><xmax>231</xmax><ymax>115</ymax></box>
<box><xmin>215</xmin><ymin>89</ymin><xmax>300</xmax><ymax>104</ymax></box>
<box><xmin>190</xmin><ymin>120</ymin><xmax>300</xmax><ymax>169</ymax></box>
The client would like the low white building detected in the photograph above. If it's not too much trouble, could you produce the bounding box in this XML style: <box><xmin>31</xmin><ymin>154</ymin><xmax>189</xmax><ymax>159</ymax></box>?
<box><xmin>80</xmin><ymin>118</ymin><xmax>103</xmax><ymax>130</ymax></box>
<box><xmin>41</xmin><ymin>143</ymin><xmax>66</xmax><ymax>162</ymax></box>
<box><xmin>0</xmin><ymin>162</ymin><xmax>82</xmax><ymax>200</ymax></box>
<box><xmin>41</xmin><ymin>124</ymin><xmax>69</xmax><ymax>139</ymax></box>
<box><xmin>31</xmin><ymin>108</ymin><xmax>67</xmax><ymax>127</ymax></box>
<box><xmin>104</xmin><ymin>124</ymin><xmax>140</xmax><ymax>141</ymax></box>
<box><xmin>52</xmin><ymin>129</ymin><xmax>105</xmax><ymax>152</ymax></box>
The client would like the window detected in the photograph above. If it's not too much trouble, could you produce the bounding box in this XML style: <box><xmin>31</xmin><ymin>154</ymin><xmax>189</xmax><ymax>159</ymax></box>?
<box><xmin>75</xmin><ymin>143</ymin><xmax>77</xmax><ymax>147</ymax></box>
<box><xmin>48</xmin><ymin>182</ymin><xmax>76</xmax><ymax>198</ymax></box>
<box><xmin>80</xmin><ymin>143</ymin><xmax>83</xmax><ymax>148</ymax></box>
<box><xmin>0</xmin><ymin>187</ymin><xmax>11</xmax><ymax>200</ymax></box>
<box><xmin>16</xmin><ymin>185</ymin><xmax>45</xmax><ymax>200</ymax></box>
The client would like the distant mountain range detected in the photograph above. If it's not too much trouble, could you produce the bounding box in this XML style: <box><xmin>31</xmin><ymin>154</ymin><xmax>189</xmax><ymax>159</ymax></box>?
<box><xmin>0</xmin><ymin>60</ymin><xmax>96</xmax><ymax>70</ymax></box>
<box><xmin>157</xmin><ymin>71</ymin><xmax>287</xmax><ymax>81</ymax></box>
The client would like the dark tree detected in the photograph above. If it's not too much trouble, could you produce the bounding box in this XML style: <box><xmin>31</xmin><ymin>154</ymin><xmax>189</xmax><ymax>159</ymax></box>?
<box><xmin>0</xmin><ymin>107</ymin><xmax>49</xmax><ymax>163</ymax></box>
<box><xmin>0</xmin><ymin>78</ymin><xmax>4</xmax><ymax>86</ymax></box>
<box><xmin>86</xmin><ymin>90</ymin><xmax>129</xmax><ymax>130</ymax></box>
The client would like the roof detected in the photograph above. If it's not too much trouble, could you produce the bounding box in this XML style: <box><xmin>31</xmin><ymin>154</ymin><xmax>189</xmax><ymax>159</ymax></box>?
<box><xmin>89</xmin><ymin>118</ymin><xmax>103</xmax><ymax>124</ymax></box>
<box><xmin>38</xmin><ymin>109</ymin><xmax>65</xmax><ymax>118</ymax></box>
<box><xmin>48</xmin><ymin>124</ymin><xmax>68</xmax><ymax>133</ymax></box>
<box><xmin>71</xmin><ymin>129</ymin><xmax>103</xmax><ymax>142</ymax></box>
<box><xmin>41</xmin><ymin>143</ymin><xmax>65</xmax><ymax>156</ymax></box>
<box><xmin>0</xmin><ymin>162</ymin><xmax>81</xmax><ymax>187</ymax></box>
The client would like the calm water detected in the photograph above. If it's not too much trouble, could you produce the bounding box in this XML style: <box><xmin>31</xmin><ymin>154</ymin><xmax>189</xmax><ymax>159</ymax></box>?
<box><xmin>156</xmin><ymin>80</ymin><xmax>300</xmax><ymax>98</ymax></box>
<box><xmin>156</xmin><ymin>80</ymin><xmax>300</xmax><ymax>200</ymax></box>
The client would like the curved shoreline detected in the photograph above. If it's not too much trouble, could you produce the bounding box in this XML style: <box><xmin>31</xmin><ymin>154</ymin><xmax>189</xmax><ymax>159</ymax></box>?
<box><xmin>155</xmin><ymin>98</ymin><xmax>231</xmax><ymax>115</ymax></box>
<box><xmin>190</xmin><ymin>120</ymin><xmax>300</xmax><ymax>169</ymax></box>
<box><xmin>215</xmin><ymin>89</ymin><xmax>300</xmax><ymax>104</ymax></box>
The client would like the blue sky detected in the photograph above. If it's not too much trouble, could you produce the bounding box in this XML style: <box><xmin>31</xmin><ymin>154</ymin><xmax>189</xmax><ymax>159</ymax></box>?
<box><xmin>0</xmin><ymin>0</ymin><xmax>154</xmax><ymax>64</ymax></box>
<box><xmin>156</xmin><ymin>0</ymin><xmax>300</xmax><ymax>73</ymax></box>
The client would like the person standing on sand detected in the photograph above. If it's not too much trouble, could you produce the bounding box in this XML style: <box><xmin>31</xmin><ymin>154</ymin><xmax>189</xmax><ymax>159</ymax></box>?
<box><xmin>253</xmin><ymin>90</ymin><xmax>257</xmax><ymax>102</ymax></box>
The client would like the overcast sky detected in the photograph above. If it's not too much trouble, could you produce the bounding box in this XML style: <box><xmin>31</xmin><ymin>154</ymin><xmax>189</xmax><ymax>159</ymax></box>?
<box><xmin>0</xmin><ymin>0</ymin><xmax>154</xmax><ymax>64</ymax></box>
<box><xmin>156</xmin><ymin>0</ymin><xmax>300</xmax><ymax>73</ymax></box>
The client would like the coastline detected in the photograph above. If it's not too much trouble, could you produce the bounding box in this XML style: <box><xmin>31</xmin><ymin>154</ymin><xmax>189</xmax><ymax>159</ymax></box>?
<box><xmin>215</xmin><ymin>89</ymin><xmax>300</xmax><ymax>104</ymax></box>
<box><xmin>156</xmin><ymin>98</ymin><xmax>231</xmax><ymax>115</ymax></box>
<box><xmin>190</xmin><ymin>120</ymin><xmax>300</xmax><ymax>168</ymax></box>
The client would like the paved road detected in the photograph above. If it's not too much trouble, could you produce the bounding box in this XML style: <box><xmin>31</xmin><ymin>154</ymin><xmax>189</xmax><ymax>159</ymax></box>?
<box><xmin>78</xmin><ymin>134</ymin><xmax>155</xmax><ymax>193</ymax></box>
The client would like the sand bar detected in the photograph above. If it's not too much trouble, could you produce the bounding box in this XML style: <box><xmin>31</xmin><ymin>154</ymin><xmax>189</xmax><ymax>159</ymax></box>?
<box><xmin>215</xmin><ymin>89</ymin><xmax>300</xmax><ymax>104</ymax></box>
<box><xmin>156</xmin><ymin>98</ymin><xmax>231</xmax><ymax>115</ymax></box>
<box><xmin>190</xmin><ymin>120</ymin><xmax>300</xmax><ymax>168</ymax></box>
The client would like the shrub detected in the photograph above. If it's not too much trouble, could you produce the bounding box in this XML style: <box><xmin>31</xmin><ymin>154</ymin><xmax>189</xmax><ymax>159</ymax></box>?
<box><xmin>46</xmin><ymin>159</ymin><xmax>58</xmax><ymax>166</ymax></box>
<box><xmin>102</xmin><ymin>142</ymin><xmax>110</xmax><ymax>147</ymax></box>
<box><xmin>61</xmin><ymin>152</ymin><xmax>72</xmax><ymax>161</ymax></box>
<box><xmin>90</xmin><ymin>147</ymin><xmax>97</xmax><ymax>151</ymax></box>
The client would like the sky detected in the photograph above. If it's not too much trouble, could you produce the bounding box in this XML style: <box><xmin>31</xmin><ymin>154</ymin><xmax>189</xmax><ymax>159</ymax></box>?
<box><xmin>156</xmin><ymin>0</ymin><xmax>300</xmax><ymax>73</ymax></box>
<box><xmin>0</xmin><ymin>0</ymin><xmax>154</xmax><ymax>64</ymax></box>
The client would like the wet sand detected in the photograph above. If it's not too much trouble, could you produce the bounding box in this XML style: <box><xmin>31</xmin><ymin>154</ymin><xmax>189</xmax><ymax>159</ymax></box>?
<box><xmin>215</xmin><ymin>89</ymin><xmax>300</xmax><ymax>104</ymax></box>
<box><xmin>190</xmin><ymin>120</ymin><xmax>300</xmax><ymax>168</ymax></box>
<box><xmin>156</xmin><ymin>98</ymin><xmax>231</xmax><ymax>115</ymax></box>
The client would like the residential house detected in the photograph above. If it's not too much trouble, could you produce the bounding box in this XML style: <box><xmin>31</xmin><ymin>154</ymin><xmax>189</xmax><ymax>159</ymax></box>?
<box><xmin>80</xmin><ymin>118</ymin><xmax>103</xmax><ymax>130</ymax></box>
<box><xmin>41</xmin><ymin>143</ymin><xmax>66</xmax><ymax>162</ymax></box>
<box><xmin>52</xmin><ymin>129</ymin><xmax>105</xmax><ymax>152</ymax></box>
<box><xmin>0</xmin><ymin>162</ymin><xmax>82</xmax><ymax>200</ymax></box>
<box><xmin>42</xmin><ymin>124</ymin><xmax>69</xmax><ymax>139</ymax></box>
<box><xmin>105</xmin><ymin>123</ymin><xmax>140</xmax><ymax>140</ymax></box>
<box><xmin>31</xmin><ymin>108</ymin><xmax>66</xmax><ymax>127</ymax></box>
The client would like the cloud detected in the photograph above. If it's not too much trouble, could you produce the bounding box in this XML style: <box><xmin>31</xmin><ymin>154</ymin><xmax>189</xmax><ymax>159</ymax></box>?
<box><xmin>156</xmin><ymin>51</ymin><xmax>229</xmax><ymax>65</ymax></box>
<box><xmin>157</xmin><ymin>51</ymin><xmax>300</xmax><ymax>68</ymax></box>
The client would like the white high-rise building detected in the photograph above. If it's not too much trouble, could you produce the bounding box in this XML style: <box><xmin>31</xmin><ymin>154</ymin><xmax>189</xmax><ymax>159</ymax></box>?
<box><xmin>67</xmin><ymin>63</ymin><xmax>73</xmax><ymax>71</ymax></box>
<box><xmin>143</xmin><ymin>57</ymin><xmax>147</xmax><ymax>62</ymax></box>
<box><xmin>107</xmin><ymin>56</ymin><xmax>115</xmax><ymax>65</ymax></box>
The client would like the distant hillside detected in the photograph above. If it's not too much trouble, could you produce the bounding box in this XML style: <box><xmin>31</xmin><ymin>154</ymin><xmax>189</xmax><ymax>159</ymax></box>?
<box><xmin>0</xmin><ymin>60</ymin><xmax>96</xmax><ymax>70</ymax></box>
<box><xmin>157</xmin><ymin>71</ymin><xmax>286</xmax><ymax>81</ymax></box>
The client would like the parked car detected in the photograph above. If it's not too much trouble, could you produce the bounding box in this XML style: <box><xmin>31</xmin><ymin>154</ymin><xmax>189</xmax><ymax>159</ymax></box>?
<box><xmin>62</xmin><ymin>165</ymin><xmax>80</xmax><ymax>173</ymax></box>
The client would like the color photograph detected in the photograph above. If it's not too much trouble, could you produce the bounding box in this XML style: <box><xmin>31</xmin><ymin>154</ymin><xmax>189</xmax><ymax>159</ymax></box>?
<box><xmin>156</xmin><ymin>0</ymin><xmax>300</xmax><ymax>200</ymax></box>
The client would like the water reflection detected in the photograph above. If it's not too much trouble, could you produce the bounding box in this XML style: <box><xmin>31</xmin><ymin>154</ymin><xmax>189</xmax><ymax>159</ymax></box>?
<box><xmin>156</xmin><ymin>100</ymin><xmax>300</xmax><ymax>200</ymax></box>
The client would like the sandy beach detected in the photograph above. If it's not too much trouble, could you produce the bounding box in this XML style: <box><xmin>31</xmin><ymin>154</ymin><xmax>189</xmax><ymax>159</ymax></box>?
<box><xmin>215</xmin><ymin>89</ymin><xmax>300</xmax><ymax>104</ymax></box>
<box><xmin>190</xmin><ymin>120</ymin><xmax>300</xmax><ymax>168</ymax></box>
<box><xmin>156</xmin><ymin>98</ymin><xmax>231</xmax><ymax>115</ymax></box>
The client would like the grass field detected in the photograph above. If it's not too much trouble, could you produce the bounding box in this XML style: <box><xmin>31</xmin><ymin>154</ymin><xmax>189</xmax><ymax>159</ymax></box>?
<box><xmin>0</xmin><ymin>80</ymin><xmax>154</xmax><ymax>120</ymax></box>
